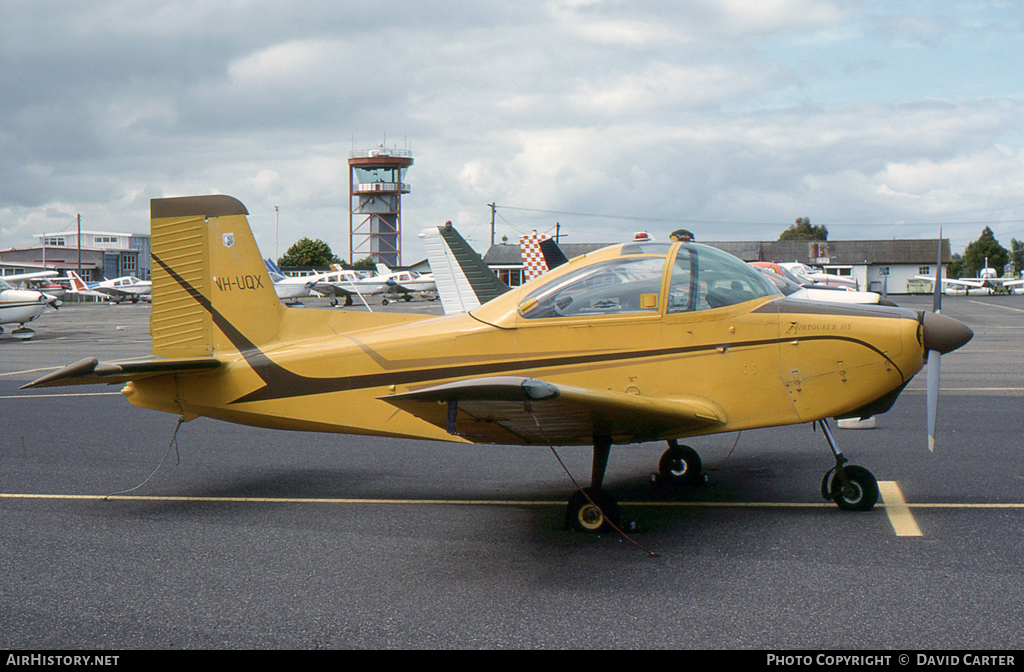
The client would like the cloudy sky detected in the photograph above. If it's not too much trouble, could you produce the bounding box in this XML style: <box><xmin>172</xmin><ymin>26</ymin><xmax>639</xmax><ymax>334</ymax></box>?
<box><xmin>2</xmin><ymin>0</ymin><xmax>1022</xmax><ymax>264</ymax></box>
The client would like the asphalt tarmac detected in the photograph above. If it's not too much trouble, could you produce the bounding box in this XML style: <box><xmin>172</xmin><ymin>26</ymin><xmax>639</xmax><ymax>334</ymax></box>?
<box><xmin>1</xmin><ymin>295</ymin><xmax>1022</xmax><ymax>649</ymax></box>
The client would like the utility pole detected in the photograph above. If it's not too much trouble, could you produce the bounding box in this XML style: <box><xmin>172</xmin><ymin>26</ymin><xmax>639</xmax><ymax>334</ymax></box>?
<box><xmin>489</xmin><ymin>203</ymin><xmax>496</xmax><ymax>247</ymax></box>
<box><xmin>555</xmin><ymin>222</ymin><xmax>561</xmax><ymax>243</ymax></box>
<box><xmin>275</xmin><ymin>206</ymin><xmax>279</xmax><ymax>261</ymax></box>
<box><xmin>77</xmin><ymin>214</ymin><xmax>82</xmax><ymax>279</ymax></box>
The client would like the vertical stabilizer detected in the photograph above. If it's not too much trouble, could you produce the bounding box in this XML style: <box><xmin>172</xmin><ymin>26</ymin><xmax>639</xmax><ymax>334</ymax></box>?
<box><xmin>150</xmin><ymin>195</ymin><xmax>284</xmax><ymax>357</ymax></box>
<box><xmin>420</xmin><ymin>222</ymin><xmax>510</xmax><ymax>315</ymax></box>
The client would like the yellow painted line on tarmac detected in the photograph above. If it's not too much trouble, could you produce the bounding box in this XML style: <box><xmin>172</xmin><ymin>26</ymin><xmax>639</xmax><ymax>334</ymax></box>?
<box><xmin>0</xmin><ymin>493</ymin><xmax>562</xmax><ymax>506</ymax></box>
<box><xmin>878</xmin><ymin>481</ymin><xmax>922</xmax><ymax>537</ymax></box>
<box><xmin>5</xmin><ymin>492</ymin><xmax>1023</xmax><ymax>511</ymax></box>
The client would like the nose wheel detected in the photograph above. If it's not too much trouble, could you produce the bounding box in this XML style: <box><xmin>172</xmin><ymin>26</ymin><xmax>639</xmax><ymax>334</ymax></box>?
<box><xmin>655</xmin><ymin>440</ymin><xmax>705</xmax><ymax>485</ymax></box>
<box><xmin>817</xmin><ymin>418</ymin><xmax>878</xmax><ymax>511</ymax></box>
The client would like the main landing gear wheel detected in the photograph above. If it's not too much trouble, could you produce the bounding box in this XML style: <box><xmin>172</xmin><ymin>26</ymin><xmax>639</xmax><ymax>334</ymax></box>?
<box><xmin>657</xmin><ymin>441</ymin><xmax>704</xmax><ymax>485</ymax></box>
<box><xmin>564</xmin><ymin>435</ymin><xmax>623</xmax><ymax>533</ymax></box>
<box><xmin>821</xmin><ymin>465</ymin><xmax>879</xmax><ymax>512</ymax></box>
<box><xmin>565</xmin><ymin>487</ymin><xmax>620</xmax><ymax>533</ymax></box>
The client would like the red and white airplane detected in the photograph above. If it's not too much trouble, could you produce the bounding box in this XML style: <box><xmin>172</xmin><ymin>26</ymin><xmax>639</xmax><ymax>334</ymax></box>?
<box><xmin>67</xmin><ymin>271</ymin><xmax>151</xmax><ymax>303</ymax></box>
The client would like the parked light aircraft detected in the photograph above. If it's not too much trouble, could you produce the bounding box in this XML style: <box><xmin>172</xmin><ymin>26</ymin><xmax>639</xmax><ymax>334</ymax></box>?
<box><xmin>370</xmin><ymin>263</ymin><xmax>438</xmax><ymax>306</ymax></box>
<box><xmin>25</xmin><ymin>195</ymin><xmax>974</xmax><ymax>532</ymax></box>
<box><xmin>68</xmin><ymin>271</ymin><xmax>151</xmax><ymax>303</ymax></box>
<box><xmin>0</xmin><ymin>275</ymin><xmax>59</xmax><ymax>339</ymax></box>
<box><xmin>300</xmin><ymin>262</ymin><xmax>433</xmax><ymax>307</ymax></box>
<box><xmin>778</xmin><ymin>261</ymin><xmax>859</xmax><ymax>291</ymax></box>
<box><xmin>916</xmin><ymin>257</ymin><xmax>1024</xmax><ymax>295</ymax></box>
<box><xmin>0</xmin><ymin>267</ymin><xmax>64</xmax><ymax>302</ymax></box>
<box><xmin>751</xmin><ymin>263</ymin><xmax>894</xmax><ymax>306</ymax></box>
<box><xmin>305</xmin><ymin>265</ymin><xmax>377</xmax><ymax>307</ymax></box>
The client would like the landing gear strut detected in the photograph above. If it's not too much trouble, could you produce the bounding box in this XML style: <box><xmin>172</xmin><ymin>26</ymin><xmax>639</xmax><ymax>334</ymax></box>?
<box><xmin>565</xmin><ymin>436</ymin><xmax>622</xmax><ymax>532</ymax></box>
<box><xmin>818</xmin><ymin>418</ymin><xmax>878</xmax><ymax>511</ymax></box>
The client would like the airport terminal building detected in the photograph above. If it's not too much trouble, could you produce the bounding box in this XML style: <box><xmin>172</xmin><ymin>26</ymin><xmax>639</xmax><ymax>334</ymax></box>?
<box><xmin>0</xmin><ymin>231</ymin><xmax>151</xmax><ymax>282</ymax></box>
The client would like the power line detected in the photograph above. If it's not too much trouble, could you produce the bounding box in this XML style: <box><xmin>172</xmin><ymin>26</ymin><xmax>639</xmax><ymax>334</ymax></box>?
<box><xmin>494</xmin><ymin>205</ymin><xmax>1024</xmax><ymax>230</ymax></box>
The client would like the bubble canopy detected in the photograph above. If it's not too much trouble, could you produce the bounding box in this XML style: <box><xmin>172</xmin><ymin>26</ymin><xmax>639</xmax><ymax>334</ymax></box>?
<box><xmin>518</xmin><ymin>242</ymin><xmax>780</xmax><ymax>319</ymax></box>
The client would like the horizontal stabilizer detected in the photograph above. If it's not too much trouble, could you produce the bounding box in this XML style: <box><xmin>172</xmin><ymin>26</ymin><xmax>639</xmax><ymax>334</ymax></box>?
<box><xmin>382</xmin><ymin>376</ymin><xmax>725</xmax><ymax>445</ymax></box>
<box><xmin>22</xmin><ymin>356</ymin><xmax>221</xmax><ymax>389</ymax></box>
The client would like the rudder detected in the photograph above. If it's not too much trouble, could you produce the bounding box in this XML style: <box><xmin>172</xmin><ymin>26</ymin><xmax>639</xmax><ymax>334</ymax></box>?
<box><xmin>150</xmin><ymin>195</ymin><xmax>284</xmax><ymax>357</ymax></box>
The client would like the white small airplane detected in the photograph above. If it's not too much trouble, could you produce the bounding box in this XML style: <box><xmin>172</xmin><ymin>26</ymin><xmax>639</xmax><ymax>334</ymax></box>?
<box><xmin>67</xmin><ymin>271</ymin><xmax>151</xmax><ymax>303</ymax></box>
<box><xmin>373</xmin><ymin>263</ymin><xmax>437</xmax><ymax>305</ymax></box>
<box><xmin>777</xmin><ymin>262</ymin><xmax>859</xmax><ymax>291</ymax></box>
<box><xmin>751</xmin><ymin>263</ymin><xmax>895</xmax><ymax>306</ymax></box>
<box><xmin>916</xmin><ymin>258</ymin><xmax>1024</xmax><ymax>295</ymax></box>
<box><xmin>0</xmin><ymin>275</ymin><xmax>59</xmax><ymax>339</ymax></box>
<box><xmin>304</xmin><ymin>265</ymin><xmax>378</xmax><ymax>307</ymax></box>
<box><xmin>0</xmin><ymin>267</ymin><xmax>64</xmax><ymax>300</ymax></box>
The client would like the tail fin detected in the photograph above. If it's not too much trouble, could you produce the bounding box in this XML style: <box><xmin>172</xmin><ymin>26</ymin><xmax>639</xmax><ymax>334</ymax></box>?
<box><xmin>375</xmin><ymin>263</ymin><xmax>391</xmax><ymax>276</ymax></box>
<box><xmin>67</xmin><ymin>271</ymin><xmax>90</xmax><ymax>292</ymax></box>
<box><xmin>420</xmin><ymin>222</ymin><xmax>510</xmax><ymax>315</ymax></box>
<box><xmin>150</xmin><ymin>195</ymin><xmax>284</xmax><ymax>357</ymax></box>
<box><xmin>538</xmin><ymin>238</ymin><xmax>568</xmax><ymax>270</ymax></box>
<box><xmin>264</xmin><ymin>258</ymin><xmax>286</xmax><ymax>282</ymax></box>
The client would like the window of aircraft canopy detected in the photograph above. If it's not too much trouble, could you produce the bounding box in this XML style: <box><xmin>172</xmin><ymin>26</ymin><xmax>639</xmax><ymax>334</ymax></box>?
<box><xmin>519</xmin><ymin>254</ymin><xmax>669</xmax><ymax>319</ymax></box>
<box><xmin>667</xmin><ymin>245</ymin><xmax>780</xmax><ymax>313</ymax></box>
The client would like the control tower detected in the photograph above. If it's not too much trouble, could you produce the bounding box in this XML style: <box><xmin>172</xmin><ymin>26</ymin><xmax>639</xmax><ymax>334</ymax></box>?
<box><xmin>349</xmin><ymin>145</ymin><xmax>413</xmax><ymax>267</ymax></box>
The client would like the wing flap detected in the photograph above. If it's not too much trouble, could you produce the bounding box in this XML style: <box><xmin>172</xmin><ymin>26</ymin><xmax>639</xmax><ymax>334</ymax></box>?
<box><xmin>382</xmin><ymin>376</ymin><xmax>725</xmax><ymax>445</ymax></box>
<box><xmin>22</xmin><ymin>357</ymin><xmax>221</xmax><ymax>389</ymax></box>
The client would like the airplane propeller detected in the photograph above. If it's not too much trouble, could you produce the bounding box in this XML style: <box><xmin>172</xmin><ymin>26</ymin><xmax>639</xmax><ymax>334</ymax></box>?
<box><xmin>922</xmin><ymin>229</ymin><xmax>973</xmax><ymax>451</ymax></box>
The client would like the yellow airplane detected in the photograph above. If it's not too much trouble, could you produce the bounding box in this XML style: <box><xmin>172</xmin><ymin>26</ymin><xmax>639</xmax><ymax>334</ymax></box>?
<box><xmin>24</xmin><ymin>195</ymin><xmax>974</xmax><ymax>532</ymax></box>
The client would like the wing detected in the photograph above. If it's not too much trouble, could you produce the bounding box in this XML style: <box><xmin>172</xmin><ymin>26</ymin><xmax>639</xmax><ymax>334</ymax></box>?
<box><xmin>381</xmin><ymin>376</ymin><xmax>726</xmax><ymax>445</ymax></box>
<box><xmin>309</xmin><ymin>281</ymin><xmax>354</xmax><ymax>297</ymax></box>
<box><xmin>22</xmin><ymin>357</ymin><xmax>221</xmax><ymax>388</ymax></box>
<box><xmin>387</xmin><ymin>282</ymin><xmax>415</xmax><ymax>294</ymax></box>
<box><xmin>3</xmin><ymin>271</ymin><xmax>58</xmax><ymax>283</ymax></box>
<box><xmin>92</xmin><ymin>286</ymin><xmax>131</xmax><ymax>298</ymax></box>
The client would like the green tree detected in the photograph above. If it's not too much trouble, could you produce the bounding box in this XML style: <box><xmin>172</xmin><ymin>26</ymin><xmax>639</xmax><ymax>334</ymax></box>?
<box><xmin>350</xmin><ymin>256</ymin><xmax>379</xmax><ymax>270</ymax></box>
<box><xmin>945</xmin><ymin>252</ymin><xmax>965</xmax><ymax>279</ymax></box>
<box><xmin>778</xmin><ymin>217</ymin><xmax>828</xmax><ymax>241</ymax></box>
<box><xmin>278</xmin><ymin>237</ymin><xmax>340</xmax><ymax>268</ymax></box>
<box><xmin>1009</xmin><ymin>238</ymin><xmax>1024</xmax><ymax>276</ymax></box>
<box><xmin>962</xmin><ymin>227</ymin><xmax>1008</xmax><ymax>276</ymax></box>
